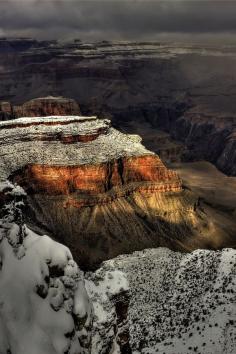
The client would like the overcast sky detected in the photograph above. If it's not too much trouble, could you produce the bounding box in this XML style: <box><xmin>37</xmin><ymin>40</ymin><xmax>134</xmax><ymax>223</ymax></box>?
<box><xmin>1</xmin><ymin>1</ymin><xmax>236</xmax><ymax>43</ymax></box>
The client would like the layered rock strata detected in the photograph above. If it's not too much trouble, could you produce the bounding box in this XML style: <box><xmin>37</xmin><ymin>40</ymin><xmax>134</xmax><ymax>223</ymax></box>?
<box><xmin>0</xmin><ymin>115</ymin><xmax>234</xmax><ymax>268</ymax></box>
<box><xmin>0</xmin><ymin>96</ymin><xmax>81</xmax><ymax>120</ymax></box>
<box><xmin>1</xmin><ymin>39</ymin><xmax>236</xmax><ymax>174</ymax></box>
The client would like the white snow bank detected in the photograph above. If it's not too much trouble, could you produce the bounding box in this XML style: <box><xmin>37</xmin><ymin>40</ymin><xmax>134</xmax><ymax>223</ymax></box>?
<box><xmin>0</xmin><ymin>115</ymin><xmax>97</xmax><ymax>127</ymax></box>
<box><xmin>85</xmin><ymin>247</ymin><xmax>236</xmax><ymax>354</ymax></box>
<box><xmin>85</xmin><ymin>268</ymin><xmax>128</xmax><ymax>354</ymax></box>
<box><xmin>0</xmin><ymin>224</ymin><xmax>92</xmax><ymax>354</ymax></box>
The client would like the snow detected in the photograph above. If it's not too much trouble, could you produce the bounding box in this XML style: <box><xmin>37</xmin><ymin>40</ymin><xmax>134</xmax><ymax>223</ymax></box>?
<box><xmin>85</xmin><ymin>268</ymin><xmax>128</xmax><ymax>354</ymax></box>
<box><xmin>0</xmin><ymin>116</ymin><xmax>151</xmax><ymax>182</ymax></box>
<box><xmin>0</xmin><ymin>180</ymin><xmax>235</xmax><ymax>354</ymax></box>
<box><xmin>0</xmin><ymin>115</ymin><xmax>97</xmax><ymax>127</ymax></box>
<box><xmin>0</xmin><ymin>185</ymin><xmax>92</xmax><ymax>354</ymax></box>
<box><xmin>85</xmin><ymin>247</ymin><xmax>236</xmax><ymax>354</ymax></box>
<box><xmin>0</xmin><ymin>180</ymin><xmax>26</xmax><ymax>195</ymax></box>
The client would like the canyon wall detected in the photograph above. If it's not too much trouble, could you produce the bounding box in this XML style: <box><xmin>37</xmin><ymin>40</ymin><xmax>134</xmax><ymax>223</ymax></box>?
<box><xmin>0</xmin><ymin>114</ymin><xmax>235</xmax><ymax>268</ymax></box>
<box><xmin>0</xmin><ymin>40</ymin><xmax>236</xmax><ymax>174</ymax></box>
<box><xmin>0</xmin><ymin>96</ymin><xmax>81</xmax><ymax>119</ymax></box>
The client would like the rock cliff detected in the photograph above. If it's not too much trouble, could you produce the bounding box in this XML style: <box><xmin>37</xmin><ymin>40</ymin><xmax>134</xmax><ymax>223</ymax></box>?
<box><xmin>162</xmin><ymin>107</ymin><xmax>236</xmax><ymax>176</ymax></box>
<box><xmin>0</xmin><ymin>96</ymin><xmax>81</xmax><ymax>119</ymax></box>
<box><xmin>0</xmin><ymin>115</ymin><xmax>235</xmax><ymax>268</ymax></box>
<box><xmin>1</xmin><ymin>39</ymin><xmax>236</xmax><ymax>174</ymax></box>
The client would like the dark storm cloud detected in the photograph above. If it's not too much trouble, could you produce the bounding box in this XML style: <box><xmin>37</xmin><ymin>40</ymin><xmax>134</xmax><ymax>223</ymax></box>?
<box><xmin>1</xmin><ymin>1</ymin><xmax>236</xmax><ymax>40</ymax></box>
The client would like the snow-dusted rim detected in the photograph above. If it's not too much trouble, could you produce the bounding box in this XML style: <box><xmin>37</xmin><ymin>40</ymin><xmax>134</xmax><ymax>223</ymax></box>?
<box><xmin>0</xmin><ymin>115</ymin><xmax>98</xmax><ymax>128</ymax></box>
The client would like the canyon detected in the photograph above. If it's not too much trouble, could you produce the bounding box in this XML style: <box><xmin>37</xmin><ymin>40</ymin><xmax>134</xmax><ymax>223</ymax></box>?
<box><xmin>0</xmin><ymin>39</ymin><xmax>236</xmax><ymax>175</ymax></box>
<box><xmin>0</xmin><ymin>38</ymin><xmax>235</xmax><ymax>354</ymax></box>
<box><xmin>0</xmin><ymin>113</ymin><xmax>235</xmax><ymax>270</ymax></box>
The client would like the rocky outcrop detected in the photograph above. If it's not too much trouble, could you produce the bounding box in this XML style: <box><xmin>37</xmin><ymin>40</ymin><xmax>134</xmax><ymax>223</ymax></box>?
<box><xmin>85</xmin><ymin>267</ymin><xmax>130</xmax><ymax>354</ymax></box>
<box><xmin>12</xmin><ymin>156</ymin><xmax>180</xmax><ymax>197</ymax></box>
<box><xmin>85</xmin><ymin>247</ymin><xmax>236</xmax><ymax>354</ymax></box>
<box><xmin>0</xmin><ymin>96</ymin><xmax>81</xmax><ymax>120</ymax></box>
<box><xmin>14</xmin><ymin>96</ymin><xmax>81</xmax><ymax>117</ymax></box>
<box><xmin>0</xmin><ymin>114</ymin><xmax>235</xmax><ymax>268</ymax></box>
<box><xmin>0</xmin><ymin>101</ymin><xmax>13</xmax><ymax>120</ymax></box>
<box><xmin>216</xmin><ymin>132</ymin><xmax>236</xmax><ymax>175</ymax></box>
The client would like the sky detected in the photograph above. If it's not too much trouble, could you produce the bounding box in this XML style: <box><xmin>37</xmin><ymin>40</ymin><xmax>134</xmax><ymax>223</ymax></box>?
<box><xmin>1</xmin><ymin>0</ymin><xmax>236</xmax><ymax>43</ymax></box>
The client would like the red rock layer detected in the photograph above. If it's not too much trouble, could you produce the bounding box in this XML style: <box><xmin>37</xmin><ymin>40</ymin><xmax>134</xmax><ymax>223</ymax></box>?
<box><xmin>14</xmin><ymin>97</ymin><xmax>81</xmax><ymax>117</ymax></box>
<box><xmin>0</xmin><ymin>97</ymin><xmax>81</xmax><ymax>119</ymax></box>
<box><xmin>12</xmin><ymin>155</ymin><xmax>181</xmax><ymax>203</ymax></box>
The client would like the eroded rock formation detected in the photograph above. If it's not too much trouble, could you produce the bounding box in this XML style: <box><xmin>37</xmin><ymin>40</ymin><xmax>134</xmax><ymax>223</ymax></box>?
<box><xmin>1</xmin><ymin>39</ymin><xmax>236</xmax><ymax>174</ymax></box>
<box><xmin>0</xmin><ymin>96</ymin><xmax>81</xmax><ymax>119</ymax></box>
<box><xmin>0</xmin><ymin>115</ymin><xmax>234</xmax><ymax>268</ymax></box>
<box><xmin>162</xmin><ymin>107</ymin><xmax>236</xmax><ymax>176</ymax></box>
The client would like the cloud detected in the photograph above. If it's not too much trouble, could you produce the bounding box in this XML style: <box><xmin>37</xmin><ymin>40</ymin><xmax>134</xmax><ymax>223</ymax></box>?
<box><xmin>0</xmin><ymin>1</ymin><xmax>236</xmax><ymax>41</ymax></box>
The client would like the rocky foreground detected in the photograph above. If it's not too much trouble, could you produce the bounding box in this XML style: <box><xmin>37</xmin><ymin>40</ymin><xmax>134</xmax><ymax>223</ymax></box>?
<box><xmin>86</xmin><ymin>247</ymin><xmax>236</xmax><ymax>354</ymax></box>
<box><xmin>0</xmin><ymin>183</ymin><xmax>235</xmax><ymax>354</ymax></box>
<box><xmin>1</xmin><ymin>114</ymin><xmax>235</xmax><ymax>268</ymax></box>
<box><xmin>0</xmin><ymin>96</ymin><xmax>81</xmax><ymax>120</ymax></box>
<box><xmin>0</xmin><ymin>184</ymin><xmax>92</xmax><ymax>354</ymax></box>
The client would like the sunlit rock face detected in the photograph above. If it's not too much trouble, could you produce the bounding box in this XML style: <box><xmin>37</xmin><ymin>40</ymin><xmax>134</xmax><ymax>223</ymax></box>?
<box><xmin>13</xmin><ymin>156</ymin><xmax>181</xmax><ymax>197</ymax></box>
<box><xmin>0</xmin><ymin>96</ymin><xmax>81</xmax><ymax>120</ymax></box>
<box><xmin>0</xmin><ymin>115</ymin><xmax>234</xmax><ymax>268</ymax></box>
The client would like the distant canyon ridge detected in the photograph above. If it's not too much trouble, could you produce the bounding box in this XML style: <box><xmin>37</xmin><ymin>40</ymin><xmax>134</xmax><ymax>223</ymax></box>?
<box><xmin>0</xmin><ymin>38</ymin><xmax>236</xmax><ymax>175</ymax></box>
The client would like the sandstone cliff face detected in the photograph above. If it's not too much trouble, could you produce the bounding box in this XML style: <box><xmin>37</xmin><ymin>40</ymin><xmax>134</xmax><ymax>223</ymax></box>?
<box><xmin>0</xmin><ymin>96</ymin><xmax>81</xmax><ymax>119</ymax></box>
<box><xmin>13</xmin><ymin>156</ymin><xmax>180</xmax><ymax>197</ymax></box>
<box><xmin>0</xmin><ymin>115</ymin><xmax>234</xmax><ymax>268</ymax></box>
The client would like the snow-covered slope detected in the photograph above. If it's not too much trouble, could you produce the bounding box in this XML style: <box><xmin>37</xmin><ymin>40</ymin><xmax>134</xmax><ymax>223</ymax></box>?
<box><xmin>0</xmin><ymin>184</ymin><xmax>92</xmax><ymax>354</ymax></box>
<box><xmin>0</xmin><ymin>181</ymin><xmax>235</xmax><ymax>354</ymax></box>
<box><xmin>85</xmin><ymin>248</ymin><xmax>236</xmax><ymax>354</ymax></box>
